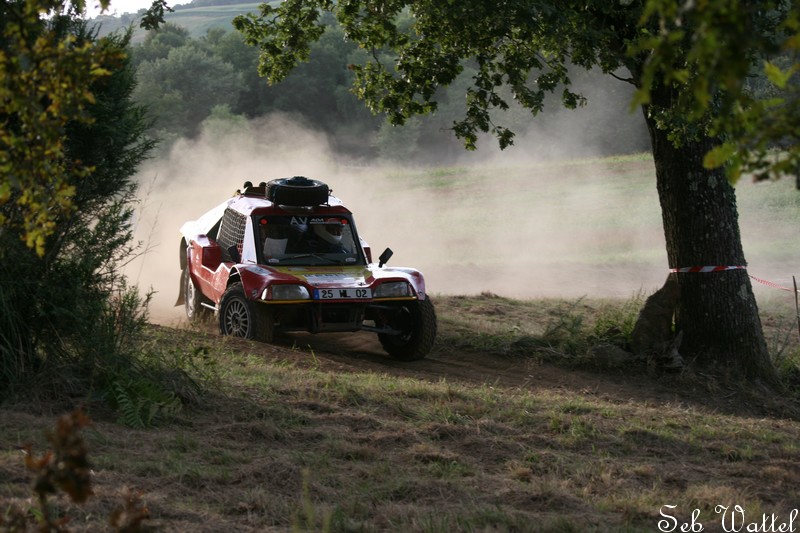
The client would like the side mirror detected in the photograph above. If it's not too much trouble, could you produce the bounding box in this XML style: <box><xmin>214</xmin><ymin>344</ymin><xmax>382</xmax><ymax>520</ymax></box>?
<box><xmin>227</xmin><ymin>245</ymin><xmax>241</xmax><ymax>263</ymax></box>
<box><xmin>378</xmin><ymin>247</ymin><xmax>393</xmax><ymax>268</ymax></box>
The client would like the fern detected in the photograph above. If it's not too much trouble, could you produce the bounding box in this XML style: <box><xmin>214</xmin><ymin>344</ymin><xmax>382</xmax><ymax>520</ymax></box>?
<box><xmin>111</xmin><ymin>379</ymin><xmax>181</xmax><ymax>428</ymax></box>
<box><xmin>113</xmin><ymin>381</ymin><xmax>143</xmax><ymax>428</ymax></box>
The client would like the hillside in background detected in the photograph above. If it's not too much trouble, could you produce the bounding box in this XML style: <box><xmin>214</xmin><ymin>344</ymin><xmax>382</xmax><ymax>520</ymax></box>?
<box><xmin>91</xmin><ymin>0</ymin><xmax>265</xmax><ymax>40</ymax></box>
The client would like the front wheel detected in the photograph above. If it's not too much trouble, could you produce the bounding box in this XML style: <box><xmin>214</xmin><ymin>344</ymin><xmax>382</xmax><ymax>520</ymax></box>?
<box><xmin>219</xmin><ymin>283</ymin><xmax>274</xmax><ymax>342</ymax></box>
<box><xmin>377</xmin><ymin>298</ymin><xmax>437</xmax><ymax>361</ymax></box>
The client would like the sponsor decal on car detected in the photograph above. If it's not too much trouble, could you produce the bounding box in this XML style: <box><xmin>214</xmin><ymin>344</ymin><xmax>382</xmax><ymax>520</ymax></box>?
<box><xmin>303</xmin><ymin>273</ymin><xmax>364</xmax><ymax>285</ymax></box>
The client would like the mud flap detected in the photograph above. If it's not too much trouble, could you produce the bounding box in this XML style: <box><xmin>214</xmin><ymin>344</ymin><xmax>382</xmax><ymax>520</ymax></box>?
<box><xmin>175</xmin><ymin>268</ymin><xmax>186</xmax><ymax>306</ymax></box>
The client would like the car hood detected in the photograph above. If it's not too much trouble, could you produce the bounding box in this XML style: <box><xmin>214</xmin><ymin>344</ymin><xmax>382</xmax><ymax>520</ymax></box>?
<box><xmin>274</xmin><ymin>266</ymin><xmax>374</xmax><ymax>288</ymax></box>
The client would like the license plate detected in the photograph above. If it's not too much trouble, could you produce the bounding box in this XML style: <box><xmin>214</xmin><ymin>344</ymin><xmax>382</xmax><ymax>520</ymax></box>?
<box><xmin>314</xmin><ymin>288</ymin><xmax>372</xmax><ymax>300</ymax></box>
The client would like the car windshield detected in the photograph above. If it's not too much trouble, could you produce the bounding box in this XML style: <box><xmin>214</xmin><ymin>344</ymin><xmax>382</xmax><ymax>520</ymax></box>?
<box><xmin>256</xmin><ymin>215</ymin><xmax>364</xmax><ymax>266</ymax></box>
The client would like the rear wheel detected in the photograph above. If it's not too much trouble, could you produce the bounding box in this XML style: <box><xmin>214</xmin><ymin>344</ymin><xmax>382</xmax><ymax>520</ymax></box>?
<box><xmin>184</xmin><ymin>268</ymin><xmax>210</xmax><ymax>323</ymax></box>
<box><xmin>219</xmin><ymin>283</ymin><xmax>274</xmax><ymax>342</ymax></box>
<box><xmin>377</xmin><ymin>298</ymin><xmax>437</xmax><ymax>361</ymax></box>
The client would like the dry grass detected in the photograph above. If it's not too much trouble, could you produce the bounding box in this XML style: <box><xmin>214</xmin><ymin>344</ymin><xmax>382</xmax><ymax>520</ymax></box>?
<box><xmin>2</xmin><ymin>295</ymin><xmax>800</xmax><ymax>532</ymax></box>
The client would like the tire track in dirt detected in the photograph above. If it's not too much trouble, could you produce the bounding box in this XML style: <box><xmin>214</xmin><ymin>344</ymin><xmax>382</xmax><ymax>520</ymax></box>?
<box><xmin>229</xmin><ymin>330</ymin><xmax>716</xmax><ymax>413</ymax></box>
<box><xmin>180</xmin><ymin>320</ymin><xmax>799</xmax><ymax>419</ymax></box>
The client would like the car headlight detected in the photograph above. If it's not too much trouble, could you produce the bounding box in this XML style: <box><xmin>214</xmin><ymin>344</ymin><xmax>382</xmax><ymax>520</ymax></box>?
<box><xmin>374</xmin><ymin>281</ymin><xmax>412</xmax><ymax>298</ymax></box>
<box><xmin>267</xmin><ymin>284</ymin><xmax>310</xmax><ymax>300</ymax></box>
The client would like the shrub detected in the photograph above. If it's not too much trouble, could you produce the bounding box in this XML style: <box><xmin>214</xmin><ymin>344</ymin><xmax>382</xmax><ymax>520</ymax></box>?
<box><xmin>0</xmin><ymin>17</ymin><xmax>172</xmax><ymax>424</ymax></box>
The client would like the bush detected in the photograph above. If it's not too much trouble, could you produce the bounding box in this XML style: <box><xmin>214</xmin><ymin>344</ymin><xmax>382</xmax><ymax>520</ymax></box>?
<box><xmin>0</xmin><ymin>18</ymin><xmax>176</xmax><ymax>425</ymax></box>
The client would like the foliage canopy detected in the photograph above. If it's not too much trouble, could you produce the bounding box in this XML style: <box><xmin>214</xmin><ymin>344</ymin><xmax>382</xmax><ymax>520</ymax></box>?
<box><xmin>637</xmin><ymin>0</ymin><xmax>799</xmax><ymax>183</ymax></box>
<box><xmin>233</xmin><ymin>1</ymin><xmax>654</xmax><ymax>150</ymax></box>
<box><xmin>233</xmin><ymin>0</ymin><xmax>799</xmax><ymax>183</ymax></box>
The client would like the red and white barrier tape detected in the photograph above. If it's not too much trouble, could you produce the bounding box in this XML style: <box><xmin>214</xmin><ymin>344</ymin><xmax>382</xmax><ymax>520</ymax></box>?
<box><xmin>748</xmin><ymin>275</ymin><xmax>799</xmax><ymax>293</ymax></box>
<box><xmin>670</xmin><ymin>265</ymin><xmax>799</xmax><ymax>293</ymax></box>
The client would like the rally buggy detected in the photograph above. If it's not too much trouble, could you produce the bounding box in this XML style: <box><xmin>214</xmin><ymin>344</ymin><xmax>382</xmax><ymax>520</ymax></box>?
<box><xmin>176</xmin><ymin>176</ymin><xmax>437</xmax><ymax>360</ymax></box>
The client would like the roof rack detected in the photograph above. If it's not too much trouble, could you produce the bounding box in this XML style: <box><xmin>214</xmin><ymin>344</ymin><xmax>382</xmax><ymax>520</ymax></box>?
<box><xmin>240</xmin><ymin>181</ymin><xmax>268</xmax><ymax>198</ymax></box>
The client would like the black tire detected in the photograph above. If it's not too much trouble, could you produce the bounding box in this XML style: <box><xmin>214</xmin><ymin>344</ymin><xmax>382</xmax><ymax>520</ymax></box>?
<box><xmin>219</xmin><ymin>283</ymin><xmax>274</xmax><ymax>342</ymax></box>
<box><xmin>184</xmin><ymin>268</ymin><xmax>211</xmax><ymax>323</ymax></box>
<box><xmin>266</xmin><ymin>176</ymin><xmax>329</xmax><ymax>206</ymax></box>
<box><xmin>378</xmin><ymin>298</ymin><xmax>437</xmax><ymax>361</ymax></box>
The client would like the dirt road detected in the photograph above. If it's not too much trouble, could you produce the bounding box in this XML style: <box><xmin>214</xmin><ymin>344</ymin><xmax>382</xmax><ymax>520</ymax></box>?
<box><xmin>214</xmin><ymin>328</ymin><xmax>790</xmax><ymax>420</ymax></box>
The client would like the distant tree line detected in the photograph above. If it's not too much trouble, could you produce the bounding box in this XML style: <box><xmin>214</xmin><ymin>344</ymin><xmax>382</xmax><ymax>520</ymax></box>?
<box><xmin>129</xmin><ymin>13</ymin><xmax>651</xmax><ymax>162</ymax></box>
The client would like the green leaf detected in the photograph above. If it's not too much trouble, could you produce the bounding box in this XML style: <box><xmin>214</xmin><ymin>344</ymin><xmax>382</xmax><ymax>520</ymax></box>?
<box><xmin>703</xmin><ymin>142</ymin><xmax>737</xmax><ymax>169</ymax></box>
<box><xmin>764</xmin><ymin>61</ymin><xmax>793</xmax><ymax>89</ymax></box>
<box><xmin>630</xmin><ymin>87</ymin><xmax>650</xmax><ymax>109</ymax></box>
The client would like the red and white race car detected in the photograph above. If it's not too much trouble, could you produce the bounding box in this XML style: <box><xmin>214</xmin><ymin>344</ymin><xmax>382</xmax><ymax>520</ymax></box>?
<box><xmin>176</xmin><ymin>176</ymin><xmax>437</xmax><ymax>360</ymax></box>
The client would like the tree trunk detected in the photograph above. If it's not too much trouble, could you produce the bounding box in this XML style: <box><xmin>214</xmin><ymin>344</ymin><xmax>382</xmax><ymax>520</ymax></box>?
<box><xmin>642</xmin><ymin>100</ymin><xmax>778</xmax><ymax>386</ymax></box>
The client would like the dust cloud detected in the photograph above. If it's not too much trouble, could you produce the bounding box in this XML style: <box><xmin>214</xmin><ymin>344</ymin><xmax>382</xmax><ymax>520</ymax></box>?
<box><xmin>126</xmin><ymin>113</ymin><xmax>340</xmax><ymax>324</ymax></box>
<box><xmin>126</xmin><ymin>106</ymin><xmax>798</xmax><ymax>327</ymax></box>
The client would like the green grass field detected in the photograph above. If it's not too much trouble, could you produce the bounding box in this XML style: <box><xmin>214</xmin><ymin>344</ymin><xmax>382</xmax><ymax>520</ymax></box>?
<box><xmin>330</xmin><ymin>155</ymin><xmax>799</xmax><ymax>305</ymax></box>
<box><xmin>92</xmin><ymin>1</ymin><xmax>265</xmax><ymax>39</ymax></box>
<box><xmin>2</xmin><ymin>294</ymin><xmax>799</xmax><ymax>531</ymax></box>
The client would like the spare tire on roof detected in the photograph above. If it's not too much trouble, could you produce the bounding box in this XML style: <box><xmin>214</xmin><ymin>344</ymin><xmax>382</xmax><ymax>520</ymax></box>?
<box><xmin>266</xmin><ymin>176</ymin><xmax>329</xmax><ymax>206</ymax></box>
